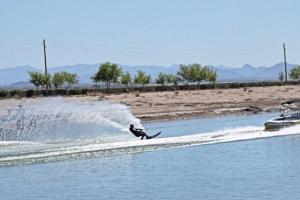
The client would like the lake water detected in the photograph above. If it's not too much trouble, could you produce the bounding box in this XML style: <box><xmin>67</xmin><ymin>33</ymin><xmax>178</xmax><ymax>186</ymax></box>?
<box><xmin>1</xmin><ymin>111</ymin><xmax>300</xmax><ymax>200</ymax></box>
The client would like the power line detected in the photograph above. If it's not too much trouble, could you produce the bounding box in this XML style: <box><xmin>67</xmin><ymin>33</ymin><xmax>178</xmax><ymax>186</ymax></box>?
<box><xmin>0</xmin><ymin>39</ymin><xmax>290</xmax><ymax>68</ymax></box>
<box><xmin>49</xmin><ymin>39</ymin><xmax>279</xmax><ymax>53</ymax></box>
<box><xmin>47</xmin><ymin>43</ymin><xmax>276</xmax><ymax>58</ymax></box>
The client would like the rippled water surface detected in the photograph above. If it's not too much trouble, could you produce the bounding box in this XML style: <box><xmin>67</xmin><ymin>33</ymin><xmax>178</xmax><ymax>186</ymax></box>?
<box><xmin>1</xmin><ymin>102</ymin><xmax>300</xmax><ymax>200</ymax></box>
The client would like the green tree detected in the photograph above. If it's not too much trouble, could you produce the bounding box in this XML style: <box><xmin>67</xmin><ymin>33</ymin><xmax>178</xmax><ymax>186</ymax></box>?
<box><xmin>91</xmin><ymin>62</ymin><xmax>122</xmax><ymax>93</ymax></box>
<box><xmin>167</xmin><ymin>74</ymin><xmax>181</xmax><ymax>86</ymax></box>
<box><xmin>177</xmin><ymin>63</ymin><xmax>217</xmax><ymax>85</ymax></box>
<box><xmin>28</xmin><ymin>71</ymin><xmax>44</xmax><ymax>90</ymax></box>
<box><xmin>289</xmin><ymin>65</ymin><xmax>300</xmax><ymax>80</ymax></box>
<box><xmin>52</xmin><ymin>72</ymin><xmax>65</xmax><ymax>89</ymax></box>
<box><xmin>278</xmin><ymin>72</ymin><xmax>284</xmax><ymax>82</ymax></box>
<box><xmin>156</xmin><ymin>73</ymin><xmax>181</xmax><ymax>87</ymax></box>
<box><xmin>121</xmin><ymin>71</ymin><xmax>132</xmax><ymax>90</ymax></box>
<box><xmin>41</xmin><ymin>74</ymin><xmax>52</xmax><ymax>89</ymax></box>
<box><xmin>156</xmin><ymin>72</ymin><xmax>169</xmax><ymax>86</ymax></box>
<box><xmin>134</xmin><ymin>70</ymin><xmax>151</xmax><ymax>90</ymax></box>
<box><xmin>63</xmin><ymin>72</ymin><xmax>79</xmax><ymax>89</ymax></box>
<box><xmin>207</xmin><ymin>68</ymin><xmax>217</xmax><ymax>84</ymax></box>
<box><xmin>201</xmin><ymin>66</ymin><xmax>210</xmax><ymax>81</ymax></box>
<box><xmin>177</xmin><ymin>63</ymin><xmax>205</xmax><ymax>85</ymax></box>
<box><xmin>190</xmin><ymin>63</ymin><xmax>203</xmax><ymax>84</ymax></box>
<box><xmin>177</xmin><ymin>64</ymin><xmax>192</xmax><ymax>85</ymax></box>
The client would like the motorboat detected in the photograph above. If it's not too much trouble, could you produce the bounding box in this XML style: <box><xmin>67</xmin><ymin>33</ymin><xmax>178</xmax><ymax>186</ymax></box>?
<box><xmin>264</xmin><ymin>99</ymin><xmax>300</xmax><ymax>131</ymax></box>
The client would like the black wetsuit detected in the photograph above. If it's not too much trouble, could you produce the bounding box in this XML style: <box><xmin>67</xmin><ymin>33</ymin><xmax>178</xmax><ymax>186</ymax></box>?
<box><xmin>129</xmin><ymin>127</ymin><xmax>150</xmax><ymax>140</ymax></box>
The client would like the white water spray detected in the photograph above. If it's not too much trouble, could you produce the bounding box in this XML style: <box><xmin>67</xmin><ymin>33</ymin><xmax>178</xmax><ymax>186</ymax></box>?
<box><xmin>0</xmin><ymin>97</ymin><xmax>142</xmax><ymax>142</ymax></box>
<box><xmin>1</xmin><ymin>98</ymin><xmax>300</xmax><ymax>166</ymax></box>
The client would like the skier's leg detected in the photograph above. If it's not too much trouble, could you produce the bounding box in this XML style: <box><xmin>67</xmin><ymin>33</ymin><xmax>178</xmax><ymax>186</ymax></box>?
<box><xmin>144</xmin><ymin>134</ymin><xmax>150</xmax><ymax>139</ymax></box>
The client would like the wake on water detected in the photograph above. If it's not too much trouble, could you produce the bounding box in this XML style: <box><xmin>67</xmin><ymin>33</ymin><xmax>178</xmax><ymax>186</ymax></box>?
<box><xmin>1</xmin><ymin>97</ymin><xmax>300</xmax><ymax>166</ymax></box>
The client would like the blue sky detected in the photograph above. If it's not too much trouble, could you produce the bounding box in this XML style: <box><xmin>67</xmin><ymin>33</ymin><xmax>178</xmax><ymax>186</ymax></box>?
<box><xmin>1</xmin><ymin>0</ymin><xmax>300</xmax><ymax>69</ymax></box>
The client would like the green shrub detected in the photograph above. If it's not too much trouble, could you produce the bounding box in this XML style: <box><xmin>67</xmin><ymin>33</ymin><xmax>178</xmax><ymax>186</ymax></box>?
<box><xmin>0</xmin><ymin>91</ymin><xmax>8</xmax><ymax>98</ymax></box>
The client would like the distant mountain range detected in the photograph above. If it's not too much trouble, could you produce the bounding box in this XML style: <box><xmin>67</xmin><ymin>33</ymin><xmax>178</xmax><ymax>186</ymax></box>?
<box><xmin>0</xmin><ymin>62</ymin><xmax>296</xmax><ymax>87</ymax></box>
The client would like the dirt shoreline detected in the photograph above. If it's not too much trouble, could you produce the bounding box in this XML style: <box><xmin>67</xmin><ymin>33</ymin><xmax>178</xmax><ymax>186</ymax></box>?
<box><xmin>103</xmin><ymin>85</ymin><xmax>300</xmax><ymax>122</ymax></box>
<box><xmin>1</xmin><ymin>85</ymin><xmax>299</xmax><ymax>122</ymax></box>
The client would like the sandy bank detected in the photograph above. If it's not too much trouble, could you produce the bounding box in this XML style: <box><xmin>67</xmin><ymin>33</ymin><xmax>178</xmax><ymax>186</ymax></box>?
<box><xmin>1</xmin><ymin>85</ymin><xmax>300</xmax><ymax>122</ymax></box>
<box><xmin>104</xmin><ymin>85</ymin><xmax>300</xmax><ymax>121</ymax></box>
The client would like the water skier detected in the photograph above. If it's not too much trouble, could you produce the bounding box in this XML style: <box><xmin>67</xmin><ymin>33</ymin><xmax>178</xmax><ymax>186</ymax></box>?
<box><xmin>129</xmin><ymin>124</ymin><xmax>161</xmax><ymax>140</ymax></box>
<box><xmin>129</xmin><ymin>124</ymin><xmax>151</xmax><ymax>140</ymax></box>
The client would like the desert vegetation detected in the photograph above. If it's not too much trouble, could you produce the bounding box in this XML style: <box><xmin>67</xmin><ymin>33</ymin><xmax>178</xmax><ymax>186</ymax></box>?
<box><xmin>91</xmin><ymin>62</ymin><xmax>122</xmax><ymax>93</ymax></box>
<box><xmin>1</xmin><ymin>62</ymin><xmax>300</xmax><ymax>99</ymax></box>
<box><xmin>90</xmin><ymin>62</ymin><xmax>218</xmax><ymax>92</ymax></box>
<box><xmin>289</xmin><ymin>65</ymin><xmax>300</xmax><ymax>80</ymax></box>
<box><xmin>28</xmin><ymin>71</ymin><xmax>79</xmax><ymax>90</ymax></box>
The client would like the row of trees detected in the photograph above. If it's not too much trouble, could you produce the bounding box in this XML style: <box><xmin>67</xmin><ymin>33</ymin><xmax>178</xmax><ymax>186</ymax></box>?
<box><xmin>28</xmin><ymin>71</ymin><xmax>79</xmax><ymax>90</ymax></box>
<box><xmin>91</xmin><ymin>63</ymin><xmax>152</xmax><ymax>92</ymax></box>
<box><xmin>28</xmin><ymin>62</ymin><xmax>218</xmax><ymax>92</ymax></box>
<box><xmin>91</xmin><ymin>62</ymin><xmax>218</xmax><ymax>92</ymax></box>
<box><xmin>155</xmin><ymin>64</ymin><xmax>217</xmax><ymax>86</ymax></box>
<box><xmin>26</xmin><ymin>63</ymin><xmax>300</xmax><ymax>93</ymax></box>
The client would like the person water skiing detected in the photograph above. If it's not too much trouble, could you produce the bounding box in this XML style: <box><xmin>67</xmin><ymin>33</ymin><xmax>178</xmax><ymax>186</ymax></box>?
<box><xmin>129</xmin><ymin>124</ymin><xmax>151</xmax><ymax>140</ymax></box>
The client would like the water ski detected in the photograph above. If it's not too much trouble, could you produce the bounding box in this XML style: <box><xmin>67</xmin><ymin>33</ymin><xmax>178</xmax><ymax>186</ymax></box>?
<box><xmin>147</xmin><ymin>131</ymin><xmax>161</xmax><ymax>139</ymax></box>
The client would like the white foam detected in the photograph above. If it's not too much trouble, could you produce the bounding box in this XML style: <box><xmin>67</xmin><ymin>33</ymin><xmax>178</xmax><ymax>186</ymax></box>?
<box><xmin>1</xmin><ymin>125</ymin><xmax>300</xmax><ymax>166</ymax></box>
<box><xmin>0</xmin><ymin>141</ymin><xmax>38</xmax><ymax>147</ymax></box>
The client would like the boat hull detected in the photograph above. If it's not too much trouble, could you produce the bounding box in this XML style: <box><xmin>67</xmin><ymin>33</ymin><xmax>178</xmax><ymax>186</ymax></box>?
<box><xmin>264</xmin><ymin>121</ymin><xmax>296</xmax><ymax>131</ymax></box>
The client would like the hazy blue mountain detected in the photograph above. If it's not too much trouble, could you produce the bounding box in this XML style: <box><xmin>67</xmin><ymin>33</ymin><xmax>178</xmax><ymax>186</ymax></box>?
<box><xmin>0</xmin><ymin>65</ymin><xmax>38</xmax><ymax>86</ymax></box>
<box><xmin>0</xmin><ymin>62</ymin><xmax>297</xmax><ymax>87</ymax></box>
<box><xmin>120</xmin><ymin>64</ymin><xmax>179</xmax><ymax>81</ymax></box>
<box><xmin>216</xmin><ymin>62</ymin><xmax>296</xmax><ymax>81</ymax></box>
<box><xmin>50</xmin><ymin>64</ymin><xmax>99</xmax><ymax>83</ymax></box>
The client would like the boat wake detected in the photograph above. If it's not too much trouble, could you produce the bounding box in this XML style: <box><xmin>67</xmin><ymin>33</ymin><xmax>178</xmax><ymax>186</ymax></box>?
<box><xmin>1</xmin><ymin>97</ymin><xmax>300</xmax><ymax>166</ymax></box>
<box><xmin>1</xmin><ymin>125</ymin><xmax>300</xmax><ymax>166</ymax></box>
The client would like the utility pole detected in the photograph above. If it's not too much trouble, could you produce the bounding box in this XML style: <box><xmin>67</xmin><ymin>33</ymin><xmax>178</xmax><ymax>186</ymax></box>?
<box><xmin>43</xmin><ymin>39</ymin><xmax>48</xmax><ymax>75</ymax></box>
<box><xmin>283</xmin><ymin>42</ymin><xmax>287</xmax><ymax>82</ymax></box>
